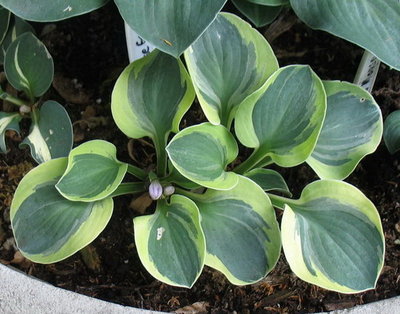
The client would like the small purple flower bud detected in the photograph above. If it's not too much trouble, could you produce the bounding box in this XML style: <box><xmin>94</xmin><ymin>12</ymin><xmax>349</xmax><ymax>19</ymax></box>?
<box><xmin>19</xmin><ymin>105</ymin><xmax>31</xmax><ymax>114</ymax></box>
<box><xmin>149</xmin><ymin>180</ymin><xmax>163</xmax><ymax>200</ymax></box>
<box><xmin>164</xmin><ymin>185</ymin><xmax>175</xmax><ymax>196</ymax></box>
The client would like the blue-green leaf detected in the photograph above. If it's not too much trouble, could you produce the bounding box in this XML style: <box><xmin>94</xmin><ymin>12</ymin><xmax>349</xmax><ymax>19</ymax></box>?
<box><xmin>0</xmin><ymin>112</ymin><xmax>21</xmax><ymax>153</ymax></box>
<box><xmin>232</xmin><ymin>1</ymin><xmax>282</xmax><ymax>27</ymax></box>
<box><xmin>244</xmin><ymin>168</ymin><xmax>291</xmax><ymax>196</ymax></box>
<box><xmin>383</xmin><ymin>110</ymin><xmax>400</xmax><ymax>154</ymax></box>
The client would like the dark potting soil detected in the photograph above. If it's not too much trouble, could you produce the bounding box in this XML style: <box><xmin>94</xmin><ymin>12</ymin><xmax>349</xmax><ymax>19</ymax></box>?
<box><xmin>1</xmin><ymin>2</ymin><xmax>400</xmax><ymax>313</ymax></box>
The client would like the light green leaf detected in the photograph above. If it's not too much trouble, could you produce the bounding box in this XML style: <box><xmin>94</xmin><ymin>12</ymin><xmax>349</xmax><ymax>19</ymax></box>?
<box><xmin>0</xmin><ymin>0</ymin><xmax>108</xmax><ymax>22</ymax></box>
<box><xmin>134</xmin><ymin>196</ymin><xmax>205</xmax><ymax>288</ymax></box>
<box><xmin>232</xmin><ymin>1</ymin><xmax>282</xmax><ymax>27</ymax></box>
<box><xmin>191</xmin><ymin>176</ymin><xmax>281</xmax><ymax>285</ymax></box>
<box><xmin>0</xmin><ymin>112</ymin><xmax>21</xmax><ymax>153</ymax></box>
<box><xmin>235</xmin><ymin>65</ymin><xmax>326</xmax><ymax>170</ymax></box>
<box><xmin>10</xmin><ymin>157</ymin><xmax>113</xmax><ymax>264</ymax></box>
<box><xmin>307</xmin><ymin>81</ymin><xmax>383</xmax><ymax>180</ymax></box>
<box><xmin>244</xmin><ymin>168</ymin><xmax>291</xmax><ymax>196</ymax></box>
<box><xmin>0</xmin><ymin>16</ymin><xmax>34</xmax><ymax>64</ymax></box>
<box><xmin>280</xmin><ymin>180</ymin><xmax>384</xmax><ymax>293</ymax></box>
<box><xmin>56</xmin><ymin>140</ymin><xmax>127</xmax><ymax>202</ymax></box>
<box><xmin>184</xmin><ymin>13</ymin><xmax>278</xmax><ymax>127</ymax></box>
<box><xmin>166</xmin><ymin>123</ymin><xmax>239</xmax><ymax>190</ymax></box>
<box><xmin>248</xmin><ymin>0</ymin><xmax>288</xmax><ymax>6</ymax></box>
<box><xmin>290</xmin><ymin>0</ymin><xmax>400</xmax><ymax>71</ymax></box>
<box><xmin>114</xmin><ymin>0</ymin><xmax>226</xmax><ymax>57</ymax></box>
<box><xmin>20</xmin><ymin>101</ymin><xmax>73</xmax><ymax>164</ymax></box>
<box><xmin>383</xmin><ymin>110</ymin><xmax>400</xmax><ymax>154</ymax></box>
<box><xmin>112</xmin><ymin>50</ymin><xmax>194</xmax><ymax>149</ymax></box>
<box><xmin>0</xmin><ymin>7</ymin><xmax>11</xmax><ymax>44</ymax></box>
<box><xmin>4</xmin><ymin>32</ymin><xmax>53</xmax><ymax>99</ymax></box>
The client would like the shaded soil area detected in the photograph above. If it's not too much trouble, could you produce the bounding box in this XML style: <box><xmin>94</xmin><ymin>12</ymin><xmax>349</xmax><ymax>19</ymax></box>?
<box><xmin>1</xmin><ymin>3</ymin><xmax>400</xmax><ymax>313</ymax></box>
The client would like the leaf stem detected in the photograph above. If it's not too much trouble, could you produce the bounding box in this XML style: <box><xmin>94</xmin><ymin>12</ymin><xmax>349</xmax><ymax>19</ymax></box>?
<box><xmin>0</xmin><ymin>88</ymin><xmax>31</xmax><ymax>107</ymax></box>
<box><xmin>109</xmin><ymin>182</ymin><xmax>145</xmax><ymax>198</ymax></box>
<box><xmin>267</xmin><ymin>193</ymin><xmax>293</xmax><ymax>210</ymax></box>
<box><xmin>175</xmin><ymin>187</ymin><xmax>203</xmax><ymax>201</ymax></box>
<box><xmin>233</xmin><ymin>149</ymin><xmax>272</xmax><ymax>174</ymax></box>
<box><xmin>127</xmin><ymin>164</ymin><xmax>147</xmax><ymax>180</ymax></box>
<box><xmin>155</xmin><ymin>136</ymin><xmax>168</xmax><ymax>177</ymax></box>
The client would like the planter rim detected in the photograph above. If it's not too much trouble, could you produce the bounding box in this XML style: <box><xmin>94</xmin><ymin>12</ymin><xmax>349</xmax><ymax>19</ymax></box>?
<box><xmin>0</xmin><ymin>263</ymin><xmax>398</xmax><ymax>313</ymax></box>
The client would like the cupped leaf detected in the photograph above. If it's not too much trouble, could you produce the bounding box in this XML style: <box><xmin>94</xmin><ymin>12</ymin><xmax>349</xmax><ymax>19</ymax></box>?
<box><xmin>166</xmin><ymin>123</ymin><xmax>239</xmax><ymax>190</ymax></box>
<box><xmin>134</xmin><ymin>196</ymin><xmax>205</xmax><ymax>288</ymax></box>
<box><xmin>290</xmin><ymin>0</ymin><xmax>400</xmax><ymax>71</ymax></box>
<box><xmin>307</xmin><ymin>81</ymin><xmax>383</xmax><ymax>180</ymax></box>
<box><xmin>248</xmin><ymin>0</ymin><xmax>288</xmax><ymax>6</ymax></box>
<box><xmin>280</xmin><ymin>180</ymin><xmax>384</xmax><ymax>293</ymax></box>
<box><xmin>0</xmin><ymin>0</ymin><xmax>109</xmax><ymax>22</ymax></box>
<box><xmin>235</xmin><ymin>65</ymin><xmax>326</xmax><ymax>169</ymax></box>
<box><xmin>114</xmin><ymin>0</ymin><xmax>227</xmax><ymax>57</ymax></box>
<box><xmin>0</xmin><ymin>7</ymin><xmax>11</xmax><ymax>44</ymax></box>
<box><xmin>112</xmin><ymin>50</ymin><xmax>194</xmax><ymax>148</ymax></box>
<box><xmin>56</xmin><ymin>140</ymin><xmax>127</xmax><ymax>202</ymax></box>
<box><xmin>184</xmin><ymin>13</ymin><xmax>278</xmax><ymax>127</ymax></box>
<box><xmin>0</xmin><ymin>112</ymin><xmax>21</xmax><ymax>153</ymax></box>
<box><xmin>383</xmin><ymin>110</ymin><xmax>400</xmax><ymax>154</ymax></box>
<box><xmin>0</xmin><ymin>16</ymin><xmax>34</xmax><ymax>64</ymax></box>
<box><xmin>232</xmin><ymin>0</ymin><xmax>282</xmax><ymax>27</ymax></box>
<box><xmin>245</xmin><ymin>168</ymin><xmax>291</xmax><ymax>196</ymax></box>
<box><xmin>4</xmin><ymin>32</ymin><xmax>53</xmax><ymax>99</ymax></box>
<box><xmin>21</xmin><ymin>101</ymin><xmax>73</xmax><ymax>164</ymax></box>
<box><xmin>10</xmin><ymin>158</ymin><xmax>113</xmax><ymax>264</ymax></box>
<box><xmin>191</xmin><ymin>176</ymin><xmax>281</xmax><ymax>285</ymax></box>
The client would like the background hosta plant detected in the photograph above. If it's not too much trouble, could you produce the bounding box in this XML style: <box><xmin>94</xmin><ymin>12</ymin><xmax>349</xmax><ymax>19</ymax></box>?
<box><xmin>10</xmin><ymin>13</ymin><xmax>385</xmax><ymax>294</ymax></box>
<box><xmin>0</xmin><ymin>9</ymin><xmax>73</xmax><ymax>163</ymax></box>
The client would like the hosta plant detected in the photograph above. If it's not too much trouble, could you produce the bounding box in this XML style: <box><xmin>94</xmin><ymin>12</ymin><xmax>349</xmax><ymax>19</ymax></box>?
<box><xmin>0</xmin><ymin>7</ymin><xmax>72</xmax><ymax>163</ymax></box>
<box><xmin>10</xmin><ymin>13</ymin><xmax>385</xmax><ymax>293</ymax></box>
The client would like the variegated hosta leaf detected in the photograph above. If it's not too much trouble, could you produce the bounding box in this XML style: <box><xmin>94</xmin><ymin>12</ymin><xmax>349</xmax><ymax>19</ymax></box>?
<box><xmin>235</xmin><ymin>65</ymin><xmax>326</xmax><ymax>169</ymax></box>
<box><xmin>307</xmin><ymin>81</ymin><xmax>383</xmax><ymax>180</ymax></box>
<box><xmin>10</xmin><ymin>158</ymin><xmax>113</xmax><ymax>264</ymax></box>
<box><xmin>166</xmin><ymin>123</ymin><xmax>239</xmax><ymax>190</ymax></box>
<box><xmin>4</xmin><ymin>32</ymin><xmax>53</xmax><ymax>99</ymax></box>
<box><xmin>248</xmin><ymin>0</ymin><xmax>288</xmax><ymax>6</ymax></box>
<box><xmin>114</xmin><ymin>0</ymin><xmax>226</xmax><ymax>57</ymax></box>
<box><xmin>0</xmin><ymin>16</ymin><xmax>34</xmax><ymax>64</ymax></box>
<box><xmin>232</xmin><ymin>0</ymin><xmax>282</xmax><ymax>28</ymax></box>
<box><xmin>56</xmin><ymin>140</ymin><xmax>127</xmax><ymax>202</ymax></box>
<box><xmin>21</xmin><ymin>101</ymin><xmax>73</xmax><ymax>164</ymax></box>
<box><xmin>184</xmin><ymin>13</ymin><xmax>278</xmax><ymax>127</ymax></box>
<box><xmin>192</xmin><ymin>176</ymin><xmax>281</xmax><ymax>284</ymax></box>
<box><xmin>112</xmin><ymin>50</ymin><xmax>194</xmax><ymax>149</ymax></box>
<box><xmin>383</xmin><ymin>110</ymin><xmax>400</xmax><ymax>154</ymax></box>
<box><xmin>0</xmin><ymin>112</ymin><xmax>21</xmax><ymax>153</ymax></box>
<box><xmin>281</xmin><ymin>180</ymin><xmax>384</xmax><ymax>293</ymax></box>
<box><xmin>0</xmin><ymin>7</ymin><xmax>11</xmax><ymax>44</ymax></box>
<box><xmin>0</xmin><ymin>0</ymin><xmax>109</xmax><ymax>22</ymax></box>
<box><xmin>167</xmin><ymin>161</ymin><xmax>200</xmax><ymax>190</ymax></box>
<box><xmin>134</xmin><ymin>196</ymin><xmax>205</xmax><ymax>288</ymax></box>
<box><xmin>244</xmin><ymin>168</ymin><xmax>291</xmax><ymax>196</ymax></box>
<box><xmin>290</xmin><ymin>0</ymin><xmax>400</xmax><ymax>71</ymax></box>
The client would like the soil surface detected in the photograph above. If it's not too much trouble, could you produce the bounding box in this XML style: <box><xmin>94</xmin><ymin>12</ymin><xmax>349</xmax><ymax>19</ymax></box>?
<box><xmin>1</xmin><ymin>3</ymin><xmax>400</xmax><ymax>313</ymax></box>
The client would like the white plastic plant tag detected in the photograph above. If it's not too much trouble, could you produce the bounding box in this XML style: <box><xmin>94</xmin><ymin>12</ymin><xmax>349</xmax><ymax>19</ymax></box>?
<box><xmin>353</xmin><ymin>50</ymin><xmax>381</xmax><ymax>93</ymax></box>
<box><xmin>124</xmin><ymin>22</ymin><xmax>156</xmax><ymax>62</ymax></box>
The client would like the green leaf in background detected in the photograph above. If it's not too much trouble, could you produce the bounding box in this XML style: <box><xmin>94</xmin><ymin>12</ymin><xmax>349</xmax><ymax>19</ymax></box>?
<box><xmin>280</xmin><ymin>180</ymin><xmax>384</xmax><ymax>293</ymax></box>
<box><xmin>166</xmin><ymin>123</ymin><xmax>239</xmax><ymax>190</ymax></box>
<box><xmin>0</xmin><ymin>6</ymin><xmax>11</xmax><ymax>44</ymax></box>
<box><xmin>0</xmin><ymin>0</ymin><xmax>109</xmax><ymax>22</ymax></box>
<box><xmin>307</xmin><ymin>81</ymin><xmax>383</xmax><ymax>180</ymax></box>
<box><xmin>235</xmin><ymin>65</ymin><xmax>326</xmax><ymax>171</ymax></box>
<box><xmin>248</xmin><ymin>0</ymin><xmax>288</xmax><ymax>6</ymax></box>
<box><xmin>20</xmin><ymin>101</ymin><xmax>73</xmax><ymax>164</ymax></box>
<box><xmin>114</xmin><ymin>0</ymin><xmax>227</xmax><ymax>58</ymax></box>
<box><xmin>244</xmin><ymin>168</ymin><xmax>291</xmax><ymax>196</ymax></box>
<box><xmin>191</xmin><ymin>176</ymin><xmax>281</xmax><ymax>285</ymax></box>
<box><xmin>184</xmin><ymin>13</ymin><xmax>278</xmax><ymax>127</ymax></box>
<box><xmin>10</xmin><ymin>158</ymin><xmax>113</xmax><ymax>264</ymax></box>
<box><xmin>56</xmin><ymin>140</ymin><xmax>128</xmax><ymax>202</ymax></box>
<box><xmin>4</xmin><ymin>32</ymin><xmax>53</xmax><ymax>99</ymax></box>
<box><xmin>0</xmin><ymin>112</ymin><xmax>21</xmax><ymax>153</ymax></box>
<box><xmin>383</xmin><ymin>110</ymin><xmax>400</xmax><ymax>154</ymax></box>
<box><xmin>134</xmin><ymin>195</ymin><xmax>205</xmax><ymax>288</ymax></box>
<box><xmin>0</xmin><ymin>16</ymin><xmax>34</xmax><ymax>64</ymax></box>
<box><xmin>112</xmin><ymin>49</ymin><xmax>194</xmax><ymax>151</ymax></box>
<box><xmin>290</xmin><ymin>0</ymin><xmax>400</xmax><ymax>71</ymax></box>
<box><xmin>232</xmin><ymin>0</ymin><xmax>282</xmax><ymax>28</ymax></box>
